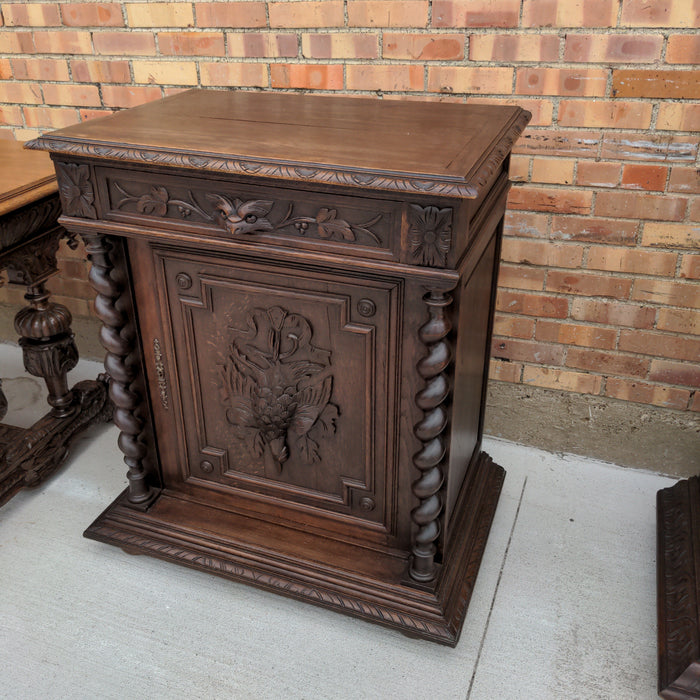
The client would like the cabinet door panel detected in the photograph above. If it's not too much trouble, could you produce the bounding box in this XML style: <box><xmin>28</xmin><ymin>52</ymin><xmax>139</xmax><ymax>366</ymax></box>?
<box><xmin>147</xmin><ymin>245</ymin><xmax>402</xmax><ymax>536</ymax></box>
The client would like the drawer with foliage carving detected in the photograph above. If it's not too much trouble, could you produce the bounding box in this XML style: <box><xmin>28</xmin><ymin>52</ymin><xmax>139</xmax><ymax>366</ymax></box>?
<box><xmin>95</xmin><ymin>166</ymin><xmax>401</xmax><ymax>261</ymax></box>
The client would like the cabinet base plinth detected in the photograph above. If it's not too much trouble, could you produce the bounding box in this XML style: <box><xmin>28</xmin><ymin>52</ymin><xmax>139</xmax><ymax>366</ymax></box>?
<box><xmin>84</xmin><ymin>451</ymin><xmax>504</xmax><ymax>646</ymax></box>
<box><xmin>658</xmin><ymin>477</ymin><xmax>700</xmax><ymax>699</ymax></box>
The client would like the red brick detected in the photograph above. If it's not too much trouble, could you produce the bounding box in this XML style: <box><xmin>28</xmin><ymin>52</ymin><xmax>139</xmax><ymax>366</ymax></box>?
<box><xmin>602</xmin><ymin>134</ymin><xmax>699</xmax><ymax>164</ymax></box>
<box><xmin>93</xmin><ymin>31</ymin><xmax>156</xmax><ymax>55</ymax></box>
<box><xmin>498</xmin><ymin>263</ymin><xmax>547</xmax><ymax>291</ymax></box>
<box><xmin>595</xmin><ymin>191</ymin><xmax>687</xmax><ymax>221</ymax></box>
<box><xmin>516</xmin><ymin>68</ymin><xmax>607</xmax><ymax>96</ymax></box>
<box><xmin>33</xmin><ymin>30</ymin><xmax>93</xmax><ymax>54</ymax></box>
<box><xmin>531</xmin><ymin>157</ymin><xmax>575</xmax><ymax>185</ymax></box>
<box><xmin>79</xmin><ymin>109</ymin><xmax>115</xmax><ymax>122</ymax></box>
<box><xmin>0</xmin><ymin>59</ymin><xmax>11</xmax><ymax>80</ymax></box>
<box><xmin>631</xmin><ymin>280</ymin><xmax>700</xmax><ymax>309</ymax></box>
<box><xmin>508</xmin><ymin>155</ymin><xmax>529</xmax><ymax>182</ymax></box>
<box><xmin>525</xmin><ymin>366</ymin><xmax>603</xmax><ymax>394</ymax></box>
<box><xmin>470</xmin><ymin>34</ymin><xmax>559</xmax><ymax>62</ymax></box>
<box><xmin>495</xmin><ymin>290</ymin><xmax>569</xmax><ymax>318</ymax></box>
<box><xmin>23</xmin><ymin>106</ymin><xmax>79</xmax><ymax>129</ymax></box>
<box><xmin>2</xmin><ymin>83</ymin><xmax>43</xmax><ymax>104</ymax></box>
<box><xmin>536</xmin><ymin>320</ymin><xmax>617</xmax><ymax>349</ymax></box>
<box><xmin>657</xmin><ymin>104</ymin><xmax>700</xmax><ymax>132</ymax></box>
<box><xmin>158</xmin><ymin>32</ymin><xmax>225</xmax><ymax>56</ymax></box>
<box><xmin>489</xmin><ymin>359</ymin><xmax>523</xmax><ymax>383</ymax></box>
<box><xmin>468</xmin><ymin>97</ymin><xmax>554</xmax><ymax>127</ymax></box>
<box><xmin>348</xmin><ymin>64</ymin><xmax>424</xmax><ymax>92</ymax></box>
<box><xmin>642</xmin><ymin>223</ymin><xmax>700</xmax><ymax>249</ymax></box>
<box><xmin>428</xmin><ymin>66</ymin><xmax>513</xmax><ymax>94</ymax></box>
<box><xmin>680</xmin><ymin>255</ymin><xmax>700</xmax><ymax>280</ymax></box>
<box><xmin>0</xmin><ymin>31</ymin><xmax>35</xmax><ymax>53</ymax></box>
<box><xmin>41</xmin><ymin>84</ymin><xmax>101</xmax><ymax>108</ymax></box>
<box><xmin>669</xmin><ymin>168</ymin><xmax>700</xmax><ymax>195</ymax></box>
<box><xmin>492</xmin><ymin>314</ymin><xmax>536</xmax><ymax>339</ymax></box>
<box><xmin>558</xmin><ymin>100</ymin><xmax>653</xmax><ymax>129</ymax></box>
<box><xmin>433</xmin><ymin>0</ymin><xmax>520</xmax><ymax>27</ymax></box>
<box><xmin>692</xmin><ymin>393</ymin><xmax>700</xmax><ymax>412</ymax></box>
<box><xmin>546</xmin><ymin>271</ymin><xmax>632</xmax><ymax>299</ymax></box>
<box><xmin>125</xmin><ymin>3</ymin><xmax>194</xmax><ymax>27</ymax></box>
<box><xmin>605</xmin><ymin>379</ymin><xmax>690</xmax><ymax>410</ymax></box>
<box><xmin>575</xmin><ymin>162</ymin><xmax>621</xmax><ymax>188</ymax></box>
<box><xmin>269</xmin><ymin>1</ymin><xmax>344</xmax><ymax>28</ymax></box>
<box><xmin>271</xmin><ymin>64</ymin><xmax>344</xmax><ymax>90</ymax></box>
<box><xmin>503</xmin><ymin>211</ymin><xmax>548</xmax><ymax>239</ymax></box>
<box><xmin>621</xmin><ymin>164</ymin><xmax>668</xmax><ymax>192</ymax></box>
<box><xmin>564</xmin><ymin>33</ymin><xmax>663</xmax><ymax>62</ymax></box>
<box><xmin>550</xmin><ymin>216</ymin><xmax>637</xmax><ymax>246</ymax></box>
<box><xmin>621</xmin><ymin>0</ymin><xmax>700</xmax><ymax>28</ymax></box>
<box><xmin>348</xmin><ymin>1</ymin><xmax>428</xmax><ymax>27</ymax></box>
<box><xmin>619</xmin><ymin>330</ymin><xmax>700</xmax><ymax>362</ymax></box>
<box><xmin>657</xmin><ymin>309</ymin><xmax>700</xmax><ymax>336</ymax></box>
<box><xmin>101</xmin><ymin>85</ymin><xmax>163</xmax><ymax>109</ymax></box>
<box><xmin>0</xmin><ymin>106</ymin><xmax>22</xmax><ymax>126</ymax></box>
<box><xmin>522</xmin><ymin>0</ymin><xmax>618</xmax><ymax>27</ymax></box>
<box><xmin>491</xmin><ymin>337</ymin><xmax>565</xmax><ymax>365</ymax></box>
<box><xmin>10</xmin><ymin>58</ymin><xmax>69</xmax><ymax>82</ymax></box>
<box><xmin>691</xmin><ymin>199</ymin><xmax>700</xmax><ymax>223</ymax></box>
<box><xmin>587</xmin><ymin>246</ymin><xmax>677</xmax><ymax>277</ymax></box>
<box><xmin>194</xmin><ymin>2</ymin><xmax>266</xmax><ymax>28</ymax></box>
<box><xmin>70</xmin><ymin>59</ymin><xmax>131</xmax><ymax>84</ymax></box>
<box><xmin>302</xmin><ymin>33</ymin><xmax>377</xmax><ymax>59</ymax></box>
<box><xmin>383</xmin><ymin>33</ymin><xmax>464</xmax><ymax>60</ymax></box>
<box><xmin>199</xmin><ymin>62</ymin><xmax>268</xmax><ymax>88</ymax></box>
<box><xmin>3</xmin><ymin>3</ymin><xmax>61</xmax><ymax>26</ymax></box>
<box><xmin>649</xmin><ymin>360</ymin><xmax>700</xmax><ymax>388</ymax></box>
<box><xmin>666</xmin><ymin>35</ymin><xmax>700</xmax><ymax>64</ymax></box>
<box><xmin>61</xmin><ymin>3</ymin><xmax>124</xmax><ymax>26</ymax></box>
<box><xmin>566</xmin><ymin>348</ymin><xmax>649</xmax><ymax>378</ymax></box>
<box><xmin>508</xmin><ymin>186</ymin><xmax>592</xmax><ymax>215</ymax></box>
<box><xmin>501</xmin><ymin>239</ymin><xmax>584</xmax><ymax>268</ymax></box>
<box><xmin>613</xmin><ymin>70</ymin><xmax>700</xmax><ymax>99</ymax></box>
<box><xmin>230</xmin><ymin>33</ymin><xmax>298</xmax><ymax>58</ymax></box>
<box><xmin>514</xmin><ymin>129</ymin><xmax>601</xmax><ymax>158</ymax></box>
<box><xmin>570</xmin><ymin>299</ymin><xmax>656</xmax><ymax>329</ymax></box>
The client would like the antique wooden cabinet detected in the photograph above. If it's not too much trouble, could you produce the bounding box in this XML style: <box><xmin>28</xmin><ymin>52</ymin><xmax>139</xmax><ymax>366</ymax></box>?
<box><xmin>29</xmin><ymin>90</ymin><xmax>530</xmax><ymax>645</ymax></box>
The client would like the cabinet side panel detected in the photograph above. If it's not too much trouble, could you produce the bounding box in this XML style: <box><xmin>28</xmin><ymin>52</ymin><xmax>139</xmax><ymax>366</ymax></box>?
<box><xmin>445</xmin><ymin>236</ymin><xmax>498</xmax><ymax>527</ymax></box>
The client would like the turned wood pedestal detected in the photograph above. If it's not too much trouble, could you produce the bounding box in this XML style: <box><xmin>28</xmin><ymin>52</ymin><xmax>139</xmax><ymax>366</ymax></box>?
<box><xmin>0</xmin><ymin>140</ymin><xmax>110</xmax><ymax>506</ymax></box>
<box><xmin>30</xmin><ymin>90</ymin><xmax>530</xmax><ymax>644</ymax></box>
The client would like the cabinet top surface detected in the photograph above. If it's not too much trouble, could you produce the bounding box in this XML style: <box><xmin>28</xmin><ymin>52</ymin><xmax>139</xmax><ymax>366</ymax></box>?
<box><xmin>28</xmin><ymin>90</ymin><xmax>530</xmax><ymax>198</ymax></box>
<box><xmin>0</xmin><ymin>140</ymin><xmax>57</xmax><ymax>216</ymax></box>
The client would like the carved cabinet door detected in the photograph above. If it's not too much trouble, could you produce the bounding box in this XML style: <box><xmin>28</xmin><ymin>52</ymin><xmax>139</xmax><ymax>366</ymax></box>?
<box><xmin>130</xmin><ymin>238</ymin><xmax>403</xmax><ymax>544</ymax></box>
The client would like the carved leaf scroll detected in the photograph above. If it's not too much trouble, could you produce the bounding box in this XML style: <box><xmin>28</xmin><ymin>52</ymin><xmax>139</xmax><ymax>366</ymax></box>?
<box><xmin>220</xmin><ymin>306</ymin><xmax>339</xmax><ymax>472</ymax></box>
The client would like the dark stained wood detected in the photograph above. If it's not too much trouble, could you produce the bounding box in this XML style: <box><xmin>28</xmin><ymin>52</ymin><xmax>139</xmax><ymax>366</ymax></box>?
<box><xmin>0</xmin><ymin>141</ymin><xmax>111</xmax><ymax>506</ymax></box>
<box><xmin>658</xmin><ymin>477</ymin><xmax>700</xmax><ymax>699</ymax></box>
<box><xmin>31</xmin><ymin>90</ymin><xmax>530</xmax><ymax>644</ymax></box>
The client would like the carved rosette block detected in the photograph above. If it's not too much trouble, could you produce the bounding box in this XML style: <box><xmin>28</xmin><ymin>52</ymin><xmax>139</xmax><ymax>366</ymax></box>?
<box><xmin>658</xmin><ymin>477</ymin><xmax>700</xmax><ymax>699</ymax></box>
<box><xmin>410</xmin><ymin>290</ymin><xmax>452</xmax><ymax>582</ymax></box>
<box><xmin>82</xmin><ymin>232</ymin><xmax>156</xmax><ymax>506</ymax></box>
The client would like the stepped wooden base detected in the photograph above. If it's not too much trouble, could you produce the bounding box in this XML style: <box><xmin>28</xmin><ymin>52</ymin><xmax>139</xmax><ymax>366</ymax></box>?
<box><xmin>0</xmin><ymin>379</ymin><xmax>112</xmax><ymax>507</ymax></box>
<box><xmin>85</xmin><ymin>450</ymin><xmax>504</xmax><ymax>646</ymax></box>
<box><xmin>658</xmin><ymin>477</ymin><xmax>700</xmax><ymax>699</ymax></box>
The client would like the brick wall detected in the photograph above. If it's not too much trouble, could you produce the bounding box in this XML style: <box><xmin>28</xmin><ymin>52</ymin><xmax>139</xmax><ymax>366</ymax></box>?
<box><xmin>0</xmin><ymin>0</ymin><xmax>698</xmax><ymax>419</ymax></box>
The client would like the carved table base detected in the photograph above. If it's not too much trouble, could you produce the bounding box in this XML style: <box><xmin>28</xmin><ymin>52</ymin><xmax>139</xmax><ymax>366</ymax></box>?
<box><xmin>658</xmin><ymin>477</ymin><xmax>700</xmax><ymax>699</ymax></box>
<box><xmin>84</xmin><ymin>450</ymin><xmax>503</xmax><ymax>646</ymax></box>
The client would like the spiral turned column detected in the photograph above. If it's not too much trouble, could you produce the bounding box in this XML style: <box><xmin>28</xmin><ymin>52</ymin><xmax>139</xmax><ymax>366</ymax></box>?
<box><xmin>410</xmin><ymin>290</ymin><xmax>452</xmax><ymax>583</ymax></box>
<box><xmin>82</xmin><ymin>233</ymin><xmax>156</xmax><ymax>506</ymax></box>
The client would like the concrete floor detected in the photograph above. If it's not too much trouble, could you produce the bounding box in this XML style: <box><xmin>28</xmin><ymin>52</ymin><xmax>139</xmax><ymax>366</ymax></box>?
<box><xmin>0</xmin><ymin>344</ymin><xmax>675</xmax><ymax>699</ymax></box>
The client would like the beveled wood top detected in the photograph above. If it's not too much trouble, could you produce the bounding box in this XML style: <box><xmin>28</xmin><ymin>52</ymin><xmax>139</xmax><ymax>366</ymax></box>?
<box><xmin>0</xmin><ymin>140</ymin><xmax>58</xmax><ymax>217</ymax></box>
<box><xmin>28</xmin><ymin>90</ymin><xmax>530</xmax><ymax>198</ymax></box>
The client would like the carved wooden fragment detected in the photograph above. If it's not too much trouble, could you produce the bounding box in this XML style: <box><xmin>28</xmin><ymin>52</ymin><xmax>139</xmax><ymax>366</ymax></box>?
<box><xmin>30</xmin><ymin>90</ymin><xmax>530</xmax><ymax>643</ymax></box>
<box><xmin>658</xmin><ymin>477</ymin><xmax>700</xmax><ymax>699</ymax></box>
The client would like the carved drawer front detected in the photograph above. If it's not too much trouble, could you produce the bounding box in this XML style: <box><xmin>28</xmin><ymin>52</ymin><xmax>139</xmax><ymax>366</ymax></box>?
<box><xmin>96</xmin><ymin>166</ymin><xmax>399</xmax><ymax>261</ymax></box>
<box><xmin>152</xmin><ymin>246</ymin><xmax>402</xmax><ymax>535</ymax></box>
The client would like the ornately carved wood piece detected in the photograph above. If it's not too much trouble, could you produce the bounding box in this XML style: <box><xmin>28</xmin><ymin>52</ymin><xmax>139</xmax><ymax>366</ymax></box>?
<box><xmin>55</xmin><ymin>162</ymin><xmax>97</xmax><ymax>219</ymax></box>
<box><xmin>220</xmin><ymin>306</ymin><xmax>339</xmax><ymax>473</ymax></box>
<box><xmin>114</xmin><ymin>182</ymin><xmax>383</xmax><ymax>246</ymax></box>
<box><xmin>408</xmin><ymin>204</ymin><xmax>453</xmax><ymax>268</ymax></box>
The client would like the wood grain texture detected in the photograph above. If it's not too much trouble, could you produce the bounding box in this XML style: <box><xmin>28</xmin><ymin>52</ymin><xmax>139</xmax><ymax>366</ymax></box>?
<box><xmin>0</xmin><ymin>141</ymin><xmax>57</xmax><ymax>217</ymax></box>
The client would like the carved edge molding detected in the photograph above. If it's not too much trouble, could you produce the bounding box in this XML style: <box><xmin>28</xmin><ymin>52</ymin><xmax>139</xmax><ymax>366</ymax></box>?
<box><xmin>86</xmin><ymin>519</ymin><xmax>454</xmax><ymax>643</ymax></box>
<box><xmin>0</xmin><ymin>195</ymin><xmax>62</xmax><ymax>251</ymax></box>
<box><xmin>658</xmin><ymin>477</ymin><xmax>700</xmax><ymax>699</ymax></box>
<box><xmin>26</xmin><ymin>138</ymin><xmax>480</xmax><ymax>199</ymax></box>
<box><xmin>410</xmin><ymin>290</ymin><xmax>452</xmax><ymax>583</ymax></box>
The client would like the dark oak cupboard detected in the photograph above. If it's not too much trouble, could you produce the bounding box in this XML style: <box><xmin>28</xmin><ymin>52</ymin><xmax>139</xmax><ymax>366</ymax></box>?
<box><xmin>30</xmin><ymin>90</ymin><xmax>530</xmax><ymax>645</ymax></box>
